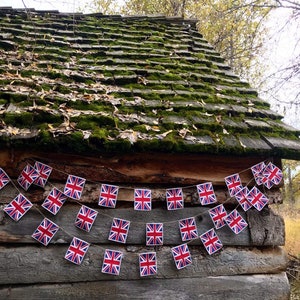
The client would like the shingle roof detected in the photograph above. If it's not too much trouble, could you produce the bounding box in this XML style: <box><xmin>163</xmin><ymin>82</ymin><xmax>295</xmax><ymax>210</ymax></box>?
<box><xmin>1</xmin><ymin>7</ymin><xmax>300</xmax><ymax>159</ymax></box>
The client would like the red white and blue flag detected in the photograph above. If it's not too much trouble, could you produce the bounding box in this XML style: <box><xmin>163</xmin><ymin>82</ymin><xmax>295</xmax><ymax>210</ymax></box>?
<box><xmin>134</xmin><ymin>188</ymin><xmax>151</xmax><ymax>211</ymax></box>
<box><xmin>262</xmin><ymin>162</ymin><xmax>283</xmax><ymax>189</ymax></box>
<box><xmin>65</xmin><ymin>237</ymin><xmax>90</xmax><ymax>265</ymax></box>
<box><xmin>17</xmin><ymin>164</ymin><xmax>39</xmax><ymax>191</ymax></box>
<box><xmin>32</xmin><ymin>218</ymin><xmax>59</xmax><ymax>246</ymax></box>
<box><xmin>178</xmin><ymin>217</ymin><xmax>198</xmax><ymax>241</ymax></box>
<box><xmin>166</xmin><ymin>188</ymin><xmax>184</xmax><ymax>210</ymax></box>
<box><xmin>246</xmin><ymin>187</ymin><xmax>269</xmax><ymax>211</ymax></box>
<box><xmin>108</xmin><ymin>218</ymin><xmax>130</xmax><ymax>244</ymax></box>
<box><xmin>225</xmin><ymin>209</ymin><xmax>248</xmax><ymax>234</ymax></box>
<box><xmin>171</xmin><ymin>243</ymin><xmax>192</xmax><ymax>270</ymax></box>
<box><xmin>98</xmin><ymin>184</ymin><xmax>119</xmax><ymax>208</ymax></box>
<box><xmin>101</xmin><ymin>249</ymin><xmax>123</xmax><ymax>276</ymax></box>
<box><xmin>3</xmin><ymin>193</ymin><xmax>33</xmax><ymax>221</ymax></box>
<box><xmin>0</xmin><ymin>168</ymin><xmax>10</xmax><ymax>190</ymax></box>
<box><xmin>251</xmin><ymin>161</ymin><xmax>266</xmax><ymax>185</ymax></box>
<box><xmin>75</xmin><ymin>205</ymin><xmax>98</xmax><ymax>232</ymax></box>
<box><xmin>234</xmin><ymin>186</ymin><xmax>252</xmax><ymax>211</ymax></box>
<box><xmin>64</xmin><ymin>175</ymin><xmax>86</xmax><ymax>200</ymax></box>
<box><xmin>225</xmin><ymin>173</ymin><xmax>242</xmax><ymax>197</ymax></box>
<box><xmin>33</xmin><ymin>161</ymin><xmax>52</xmax><ymax>187</ymax></box>
<box><xmin>200</xmin><ymin>228</ymin><xmax>223</xmax><ymax>255</ymax></box>
<box><xmin>208</xmin><ymin>204</ymin><xmax>227</xmax><ymax>229</ymax></box>
<box><xmin>42</xmin><ymin>188</ymin><xmax>67</xmax><ymax>215</ymax></box>
<box><xmin>197</xmin><ymin>182</ymin><xmax>217</xmax><ymax>205</ymax></box>
<box><xmin>146</xmin><ymin>223</ymin><xmax>163</xmax><ymax>246</ymax></box>
<box><xmin>139</xmin><ymin>252</ymin><xmax>157</xmax><ymax>277</ymax></box>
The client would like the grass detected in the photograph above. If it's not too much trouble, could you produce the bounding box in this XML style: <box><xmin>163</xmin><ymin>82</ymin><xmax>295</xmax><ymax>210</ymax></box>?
<box><xmin>275</xmin><ymin>201</ymin><xmax>300</xmax><ymax>300</ymax></box>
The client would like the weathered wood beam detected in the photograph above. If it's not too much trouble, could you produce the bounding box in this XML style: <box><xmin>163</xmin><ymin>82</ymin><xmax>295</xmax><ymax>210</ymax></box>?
<box><xmin>0</xmin><ymin>245</ymin><xmax>288</xmax><ymax>284</ymax></box>
<box><xmin>0</xmin><ymin>150</ymin><xmax>281</xmax><ymax>185</ymax></box>
<box><xmin>0</xmin><ymin>206</ymin><xmax>284</xmax><ymax>246</ymax></box>
<box><xmin>0</xmin><ymin>272</ymin><xmax>290</xmax><ymax>300</ymax></box>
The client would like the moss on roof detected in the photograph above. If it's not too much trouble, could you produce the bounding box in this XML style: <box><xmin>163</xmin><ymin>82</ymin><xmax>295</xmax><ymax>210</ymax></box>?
<box><xmin>0</xmin><ymin>7</ymin><xmax>300</xmax><ymax>159</ymax></box>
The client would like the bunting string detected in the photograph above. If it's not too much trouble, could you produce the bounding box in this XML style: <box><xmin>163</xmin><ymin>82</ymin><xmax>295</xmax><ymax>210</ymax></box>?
<box><xmin>0</xmin><ymin>158</ymin><xmax>283</xmax><ymax>275</ymax></box>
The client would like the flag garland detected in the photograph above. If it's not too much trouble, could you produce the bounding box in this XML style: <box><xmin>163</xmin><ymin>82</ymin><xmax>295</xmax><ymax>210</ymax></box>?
<box><xmin>0</xmin><ymin>168</ymin><xmax>10</xmax><ymax>190</ymax></box>
<box><xmin>3</xmin><ymin>193</ymin><xmax>33</xmax><ymax>221</ymax></box>
<box><xmin>0</xmin><ymin>159</ymin><xmax>284</xmax><ymax>276</ymax></box>
<box><xmin>171</xmin><ymin>243</ymin><xmax>192</xmax><ymax>269</ymax></box>
<box><xmin>42</xmin><ymin>187</ymin><xmax>67</xmax><ymax>215</ymax></box>
<box><xmin>108</xmin><ymin>218</ymin><xmax>130</xmax><ymax>244</ymax></box>
<box><xmin>33</xmin><ymin>161</ymin><xmax>52</xmax><ymax>188</ymax></box>
<box><xmin>75</xmin><ymin>205</ymin><xmax>98</xmax><ymax>232</ymax></box>
<box><xmin>32</xmin><ymin>218</ymin><xmax>59</xmax><ymax>246</ymax></box>
<box><xmin>65</xmin><ymin>237</ymin><xmax>90</xmax><ymax>265</ymax></box>
<box><xmin>178</xmin><ymin>217</ymin><xmax>198</xmax><ymax>241</ymax></box>
<box><xmin>200</xmin><ymin>228</ymin><xmax>223</xmax><ymax>255</ymax></box>
<box><xmin>98</xmin><ymin>184</ymin><xmax>119</xmax><ymax>208</ymax></box>
<box><xmin>64</xmin><ymin>175</ymin><xmax>86</xmax><ymax>200</ymax></box>
<box><xmin>134</xmin><ymin>188</ymin><xmax>152</xmax><ymax>211</ymax></box>
<box><xmin>146</xmin><ymin>223</ymin><xmax>163</xmax><ymax>246</ymax></box>
<box><xmin>139</xmin><ymin>252</ymin><xmax>157</xmax><ymax>277</ymax></box>
<box><xmin>17</xmin><ymin>164</ymin><xmax>39</xmax><ymax>191</ymax></box>
<box><xmin>166</xmin><ymin>188</ymin><xmax>184</xmax><ymax>210</ymax></box>
<box><xmin>101</xmin><ymin>249</ymin><xmax>123</xmax><ymax>275</ymax></box>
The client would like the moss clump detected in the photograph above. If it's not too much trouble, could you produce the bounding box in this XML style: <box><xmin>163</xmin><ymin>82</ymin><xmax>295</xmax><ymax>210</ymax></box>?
<box><xmin>3</xmin><ymin>112</ymin><xmax>32</xmax><ymax>127</ymax></box>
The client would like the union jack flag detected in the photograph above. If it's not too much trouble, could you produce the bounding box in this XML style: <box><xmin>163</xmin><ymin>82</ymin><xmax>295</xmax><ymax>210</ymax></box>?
<box><xmin>17</xmin><ymin>164</ymin><xmax>39</xmax><ymax>191</ymax></box>
<box><xmin>65</xmin><ymin>237</ymin><xmax>90</xmax><ymax>265</ymax></box>
<box><xmin>208</xmin><ymin>204</ymin><xmax>227</xmax><ymax>229</ymax></box>
<box><xmin>101</xmin><ymin>249</ymin><xmax>123</xmax><ymax>276</ymax></box>
<box><xmin>3</xmin><ymin>193</ymin><xmax>33</xmax><ymax>221</ymax></box>
<box><xmin>108</xmin><ymin>218</ymin><xmax>130</xmax><ymax>244</ymax></box>
<box><xmin>139</xmin><ymin>252</ymin><xmax>157</xmax><ymax>277</ymax></box>
<box><xmin>98</xmin><ymin>184</ymin><xmax>119</xmax><ymax>208</ymax></box>
<box><xmin>42</xmin><ymin>188</ymin><xmax>67</xmax><ymax>215</ymax></box>
<box><xmin>262</xmin><ymin>162</ymin><xmax>283</xmax><ymax>189</ymax></box>
<box><xmin>166</xmin><ymin>188</ymin><xmax>184</xmax><ymax>210</ymax></box>
<box><xmin>246</xmin><ymin>187</ymin><xmax>269</xmax><ymax>211</ymax></box>
<box><xmin>251</xmin><ymin>161</ymin><xmax>266</xmax><ymax>185</ymax></box>
<box><xmin>197</xmin><ymin>182</ymin><xmax>217</xmax><ymax>205</ymax></box>
<box><xmin>178</xmin><ymin>217</ymin><xmax>198</xmax><ymax>241</ymax></box>
<box><xmin>32</xmin><ymin>218</ymin><xmax>59</xmax><ymax>246</ymax></box>
<box><xmin>234</xmin><ymin>186</ymin><xmax>252</xmax><ymax>211</ymax></box>
<box><xmin>75</xmin><ymin>205</ymin><xmax>98</xmax><ymax>232</ymax></box>
<box><xmin>146</xmin><ymin>223</ymin><xmax>163</xmax><ymax>246</ymax></box>
<box><xmin>225</xmin><ymin>209</ymin><xmax>248</xmax><ymax>234</ymax></box>
<box><xmin>33</xmin><ymin>161</ymin><xmax>52</xmax><ymax>187</ymax></box>
<box><xmin>64</xmin><ymin>175</ymin><xmax>86</xmax><ymax>200</ymax></box>
<box><xmin>225</xmin><ymin>173</ymin><xmax>242</xmax><ymax>197</ymax></box>
<box><xmin>200</xmin><ymin>228</ymin><xmax>223</xmax><ymax>255</ymax></box>
<box><xmin>0</xmin><ymin>168</ymin><xmax>10</xmax><ymax>190</ymax></box>
<box><xmin>134</xmin><ymin>188</ymin><xmax>151</xmax><ymax>211</ymax></box>
<box><xmin>171</xmin><ymin>243</ymin><xmax>192</xmax><ymax>270</ymax></box>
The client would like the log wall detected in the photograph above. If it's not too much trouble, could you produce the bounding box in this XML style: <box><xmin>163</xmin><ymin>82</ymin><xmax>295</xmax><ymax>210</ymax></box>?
<box><xmin>0</xmin><ymin>151</ymin><xmax>289</xmax><ymax>299</ymax></box>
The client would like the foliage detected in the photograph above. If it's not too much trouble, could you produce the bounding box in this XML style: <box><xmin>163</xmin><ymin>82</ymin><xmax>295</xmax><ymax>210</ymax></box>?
<box><xmin>282</xmin><ymin>160</ymin><xmax>300</xmax><ymax>204</ymax></box>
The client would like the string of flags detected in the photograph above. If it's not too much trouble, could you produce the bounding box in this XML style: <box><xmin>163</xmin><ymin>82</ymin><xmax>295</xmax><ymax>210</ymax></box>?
<box><xmin>0</xmin><ymin>159</ymin><xmax>283</xmax><ymax>276</ymax></box>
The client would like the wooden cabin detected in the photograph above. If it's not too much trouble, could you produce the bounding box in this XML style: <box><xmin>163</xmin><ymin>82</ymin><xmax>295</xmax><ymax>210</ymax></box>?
<box><xmin>1</xmin><ymin>7</ymin><xmax>300</xmax><ymax>299</ymax></box>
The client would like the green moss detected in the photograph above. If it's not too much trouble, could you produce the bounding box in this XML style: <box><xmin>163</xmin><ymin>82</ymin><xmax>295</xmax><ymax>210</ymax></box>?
<box><xmin>4</xmin><ymin>112</ymin><xmax>32</xmax><ymax>126</ymax></box>
<box><xmin>71</xmin><ymin>115</ymin><xmax>115</xmax><ymax>127</ymax></box>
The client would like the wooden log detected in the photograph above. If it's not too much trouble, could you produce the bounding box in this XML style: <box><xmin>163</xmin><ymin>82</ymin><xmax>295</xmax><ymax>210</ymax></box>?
<box><xmin>0</xmin><ymin>273</ymin><xmax>290</xmax><ymax>300</ymax></box>
<box><xmin>0</xmin><ymin>206</ymin><xmax>284</xmax><ymax>246</ymax></box>
<box><xmin>0</xmin><ymin>245</ymin><xmax>288</xmax><ymax>284</ymax></box>
<box><xmin>0</xmin><ymin>150</ymin><xmax>281</xmax><ymax>185</ymax></box>
<box><xmin>247</xmin><ymin>208</ymin><xmax>285</xmax><ymax>246</ymax></box>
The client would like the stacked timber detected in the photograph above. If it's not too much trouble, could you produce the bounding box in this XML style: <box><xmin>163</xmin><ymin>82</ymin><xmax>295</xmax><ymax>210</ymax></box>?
<box><xmin>0</xmin><ymin>151</ymin><xmax>290</xmax><ymax>299</ymax></box>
